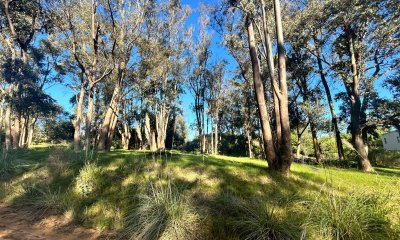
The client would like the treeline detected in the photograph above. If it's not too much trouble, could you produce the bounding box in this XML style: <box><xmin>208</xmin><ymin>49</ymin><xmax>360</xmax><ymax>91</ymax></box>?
<box><xmin>211</xmin><ymin>0</ymin><xmax>399</xmax><ymax>173</ymax></box>
<box><xmin>0</xmin><ymin>0</ymin><xmax>399</xmax><ymax>175</ymax></box>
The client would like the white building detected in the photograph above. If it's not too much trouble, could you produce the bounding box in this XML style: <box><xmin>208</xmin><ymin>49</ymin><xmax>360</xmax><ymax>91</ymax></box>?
<box><xmin>381</xmin><ymin>130</ymin><xmax>400</xmax><ymax>151</ymax></box>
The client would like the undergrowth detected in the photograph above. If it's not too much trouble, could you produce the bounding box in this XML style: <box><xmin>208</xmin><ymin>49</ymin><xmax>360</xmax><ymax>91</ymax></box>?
<box><xmin>120</xmin><ymin>181</ymin><xmax>200</xmax><ymax>240</ymax></box>
<box><xmin>302</xmin><ymin>189</ymin><xmax>394</xmax><ymax>239</ymax></box>
<box><xmin>0</xmin><ymin>148</ymin><xmax>399</xmax><ymax>239</ymax></box>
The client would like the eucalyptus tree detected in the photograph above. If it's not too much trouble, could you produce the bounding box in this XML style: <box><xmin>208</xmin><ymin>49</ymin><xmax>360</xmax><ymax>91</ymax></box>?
<box><xmin>50</xmin><ymin>0</ymin><xmax>116</xmax><ymax>152</ymax></box>
<box><xmin>189</xmin><ymin>10</ymin><xmax>211</xmax><ymax>155</ymax></box>
<box><xmin>283</xmin><ymin>0</ymin><xmax>346</xmax><ymax>161</ymax></box>
<box><xmin>284</xmin><ymin>0</ymin><xmax>400</xmax><ymax>170</ymax></box>
<box><xmin>287</xmin><ymin>47</ymin><xmax>323</xmax><ymax>162</ymax></box>
<box><xmin>137</xmin><ymin>0</ymin><xmax>191</xmax><ymax>151</ymax></box>
<box><xmin>218</xmin><ymin>0</ymin><xmax>293</xmax><ymax>175</ymax></box>
<box><xmin>213</xmin><ymin>8</ymin><xmax>256</xmax><ymax>158</ymax></box>
<box><xmin>324</xmin><ymin>0</ymin><xmax>400</xmax><ymax>171</ymax></box>
<box><xmin>97</xmin><ymin>0</ymin><xmax>148</xmax><ymax>151</ymax></box>
<box><xmin>208</xmin><ymin>61</ymin><xmax>226</xmax><ymax>155</ymax></box>
<box><xmin>0</xmin><ymin>0</ymin><xmax>43</xmax><ymax>149</ymax></box>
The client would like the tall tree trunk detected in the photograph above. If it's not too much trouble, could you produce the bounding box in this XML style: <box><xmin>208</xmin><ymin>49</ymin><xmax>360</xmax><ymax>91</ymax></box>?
<box><xmin>261</xmin><ymin>0</ymin><xmax>281</xmax><ymax>145</ymax></box>
<box><xmin>0</xmin><ymin>103</ymin><xmax>3</xmax><ymax>146</ymax></box>
<box><xmin>145</xmin><ymin>113</ymin><xmax>151</xmax><ymax>149</ymax></box>
<box><xmin>201</xmin><ymin>133</ymin><xmax>206</xmax><ymax>155</ymax></box>
<box><xmin>214</xmin><ymin>106</ymin><xmax>219</xmax><ymax>155</ymax></box>
<box><xmin>12</xmin><ymin>111</ymin><xmax>21</xmax><ymax>149</ymax></box>
<box><xmin>171</xmin><ymin>116</ymin><xmax>177</xmax><ymax>150</ymax></box>
<box><xmin>85</xmin><ymin>84</ymin><xmax>95</xmax><ymax>154</ymax></box>
<box><xmin>145</xmin><ymin>113</ymin><xmax>157</xmax><ymax>151</ymax></box>
<box><xmin>310</xmin><ymin>123</ymin><xmax>321</xmax><ymax>163</ymax></box>
<box><xmin>5</xmin><ymin>105</ymin><xmax>12</xmax><ymax>150</ymax></box>
<box><xmin>73</xmin><ymin>84</ymin><xmax>85</xmax><ymax>151</ymax></box>
<box><xmin>106</xmin><ymin>107</ymin><xmax>119</xmax><ymax>150</ymax></box>
<box><xmin>315</xmin><ymin>45</ymin><xmax>345</xmax><ymax>161</ymax></box>
<box><xmin>246</xmin><ymin>15</ymin><xmax>277</xmax><ymax>167</ymax></box>
<box><xmin>296</xmin><ymin>141</ymin><xmax>301</xmax><ymax>158</ymax></box>
<box><xmin>121</xmin><ymin>106</ymin><xmax>131</xmax><ymax>150</ymax></box>
<box><xmin>27</xmin><ymin>118</ymin><xmax>37</xmax><ymax>148</ymax></box>
<box><xmin>20</xmin><ymin>116</ymin><xmax>28</xmax><ymax>148</ymax></box>
<box><xmin>98</xmin><ymin>83</ymin><xmax>120</xmax><ymax>150</ymax></box>
<box><xmin>344</xmin><ymin>23</ymin><xmax>373</xmax><ymax>171</ymax></box>
<box><xmin>210</xmin><ymin>116</ymin><xmax>214</xmax><ymax>154</ymax></box>
<box><xmin>245</xmin><ymin>118</ymin><xmax>253</xmax><ymax>158</ymax></box>
<box><xmin>150</xmin><ymin>131</ymin><xmax>157</xmax><ymax>152</ymax></box>
<box><xmin>273</xmin><ymin>0</ymin><xmax>292</xmax><ymax>176</ymax></box>
<box><xmin>156</xmin><ymin>106</ymin><xmax>169</xmax><ymax>151</ymax></box>
<box><xmin>136</xmin><ymin>124</ymin><xmax>142</xmax><ymax>150</ymax></box>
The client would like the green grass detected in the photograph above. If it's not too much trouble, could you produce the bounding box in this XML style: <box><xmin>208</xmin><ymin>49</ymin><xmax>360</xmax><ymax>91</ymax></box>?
<box><xmin>0</xmin><ymin>147</ymin><xmax>399</xmax><ymax>239</ymax></box>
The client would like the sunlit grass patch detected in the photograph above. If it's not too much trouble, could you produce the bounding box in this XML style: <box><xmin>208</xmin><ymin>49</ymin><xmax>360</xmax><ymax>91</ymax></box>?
<box><xmin>302</xmin><ymin>189</ymin><xmax>394</xmax><ymax>239</ymax></box>
<box><xmin>84</xmin><ymin>199</ymin><xmax>123</xmax><ymax>231</ymax></box>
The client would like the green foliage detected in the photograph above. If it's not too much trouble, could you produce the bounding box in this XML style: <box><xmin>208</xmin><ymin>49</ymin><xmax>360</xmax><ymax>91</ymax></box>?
<box><xmin>303</xmin><ymin>190</ymin><xmax>392</xmax><ymax>240</ymax></box>
<box><xmin>219</xmin><ymin>133</ymin><xmax>248</xmax><ymax>157</ymax></box>
<box><xmin>121</xmin><ymin>181</ymin><xmax>199</xmax><ymax>240</ymax></box>
<box><xmin>44</xmin><ymin>119</ymin><xmax>74</xmax><ymax>143</ymax></box>
<box><xmin>75</xmin><ymin>162</ymin><xmax>102</xmax><ymax>198</ymax></box>
<box><xmin>369</xmin><ymin>148</ymin><xmax>400</xmax><ymax>168</ymax></box>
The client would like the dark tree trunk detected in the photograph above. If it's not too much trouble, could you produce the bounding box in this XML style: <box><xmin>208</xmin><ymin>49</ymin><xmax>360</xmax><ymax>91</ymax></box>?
<box><xmin>315</xmin><ymin>45</ymin><xmax>345</xmax><ymax>161</ymax></box>
<box><xmin>273</xmin><ymin>0</ymin><xmax>292</xmax><ymax>176</ymax></box>
<box><xmin>344</xmin><ymin>23</ymin><xmax>373</xmax><ymax>171</ymax></box>
<box><xmin>310</xmin><ymin>124</ymin><xmax>322</xmax><ymax>163</ymax></box>
<box><xmin>5</xmin><ymin>101</ymin><xmax>12</xmax><ymax>150</ymax></box>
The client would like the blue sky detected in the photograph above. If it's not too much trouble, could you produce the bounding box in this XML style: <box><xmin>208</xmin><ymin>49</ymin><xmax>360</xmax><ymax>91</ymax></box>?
<box><xmin>44</xmin><ymin>0</ymin><xmax>394</xmax><ymax>140</ymax></box>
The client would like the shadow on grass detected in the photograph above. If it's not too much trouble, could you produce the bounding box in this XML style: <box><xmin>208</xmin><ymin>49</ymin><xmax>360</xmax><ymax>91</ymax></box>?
<box><xmin>2</xmin><ymin>148</ymin><xmax>398</xmax><ymax>239</ymax></box>
<box><xmin>374</xmin><ymin>167</ymin><xmax>400</xmax><ymax>177</ymax></box>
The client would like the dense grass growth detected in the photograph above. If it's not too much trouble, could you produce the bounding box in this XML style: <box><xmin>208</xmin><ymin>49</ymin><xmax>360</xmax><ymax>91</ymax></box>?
<box><xmin>0</xmin><ymin>146</ymin><xmax>399</xmax><ymax>239</ymax></box>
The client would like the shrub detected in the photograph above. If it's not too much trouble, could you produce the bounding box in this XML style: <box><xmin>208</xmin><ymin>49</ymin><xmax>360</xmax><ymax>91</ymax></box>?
<box><xmin>369</xmin><ymin>147</ymin><xmax>400</xmax><ymax>168</ymax></box>
<box><xmin>120</xmin><ymin>181</ymin><xmax>199</xmax><ymax>240</ymax></box>
<box><xmin>303</xmin><ymin>190</ymin><xmax>391</xmax><ymax>240</ymax></box>
<box><xmin>75</xmin><ymin>162</ymin><xmax>102</xmax><ymax>197</ymax></box>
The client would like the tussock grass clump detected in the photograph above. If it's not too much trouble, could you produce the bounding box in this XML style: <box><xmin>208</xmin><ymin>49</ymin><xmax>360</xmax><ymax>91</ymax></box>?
<box><xmin>17</xmin><ymin>181</ymin><xmax>67</xmax><ymax>216</ymax></box>
<box><xmin>30</xmin><ymin>187</ymin><xmax>67</xmax><ymax>215</ymax></box>
<box><xmin>0</xmin><ymin>182</ymin><xmax>12</xmax><ymax>199</ymax></box>
<box><xmin>233</xmin><ymin>199</ymin><xmax>298</xmax><ymax>240</ymax></box>
<box><xmin>303</xmin><ymin>190</ymin><xmax>391</xmax><ymax>239</ymax></box>
<box><xmin>121</xmin><ymin>181</ymin><xmax>199</xmax><ymax>240</ymax></box>
<box><xmin>75</xmin><ymin>162</ymin><xmax>102</xmax><ymax>197</ymax></box>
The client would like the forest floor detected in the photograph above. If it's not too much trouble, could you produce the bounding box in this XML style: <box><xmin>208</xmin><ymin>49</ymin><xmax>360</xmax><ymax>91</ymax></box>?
<box><xmin>0</xmin><ymin>145</ymin><xmax>400</xmax><ymax>239</ymax></box>
<box><xmin>0</xmin><ymin>203</ymin><xmax>101</xmax><ymax>240</ymax></box>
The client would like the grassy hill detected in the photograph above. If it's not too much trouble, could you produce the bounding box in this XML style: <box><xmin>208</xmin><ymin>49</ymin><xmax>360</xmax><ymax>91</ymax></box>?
<box><xmin>1</xmin><ymin>145</ymin><xmax>399</xmax><ymax>239</ymax></box>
